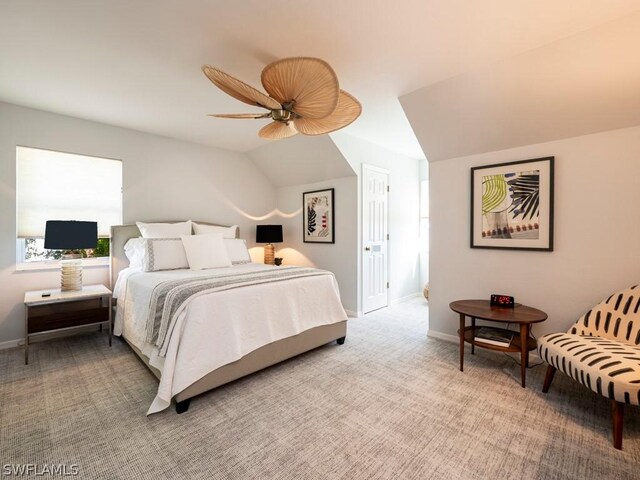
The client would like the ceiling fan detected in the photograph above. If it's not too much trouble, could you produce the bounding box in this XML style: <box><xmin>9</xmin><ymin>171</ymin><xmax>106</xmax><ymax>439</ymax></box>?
<box><xmin>202</xmin><ymin>57</ymin><xmax>361</xmax><ymax>140</ymax></box>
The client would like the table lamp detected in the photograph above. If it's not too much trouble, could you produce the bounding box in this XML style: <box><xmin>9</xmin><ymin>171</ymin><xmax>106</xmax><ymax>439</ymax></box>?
<box><xmin>256</xmin><ymin>225</ymin><xmax>283</xmax><ymax>265</ymax></box>
<box><xmin>44</xmin><ymin>220</ymin><xmax>98</xmax><ymax>291</ymax></box>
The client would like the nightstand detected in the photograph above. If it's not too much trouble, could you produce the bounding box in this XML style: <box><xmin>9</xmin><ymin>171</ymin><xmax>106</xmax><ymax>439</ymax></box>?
<box><xmin>24</xmin><ymin>284</ymin><xmax>112</xmax><ymax>364</ymax></box>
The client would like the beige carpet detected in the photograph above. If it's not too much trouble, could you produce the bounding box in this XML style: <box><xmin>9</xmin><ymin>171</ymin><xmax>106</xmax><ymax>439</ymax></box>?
<box><xmin>1</xmin><ymin>298</ymin><xmax>638</xmax><ymax>479</ymax></box>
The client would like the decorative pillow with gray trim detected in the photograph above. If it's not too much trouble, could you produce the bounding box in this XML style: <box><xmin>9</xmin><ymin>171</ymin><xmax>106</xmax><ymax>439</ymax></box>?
<box><xmin>142</xmin><ymin>238</ymin><xmax>189</xmax><ymax>272</ymax></box>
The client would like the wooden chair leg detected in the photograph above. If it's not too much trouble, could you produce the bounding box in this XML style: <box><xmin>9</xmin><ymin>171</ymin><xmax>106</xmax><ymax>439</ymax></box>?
<box><xmin>542</xmin><ymin>365</ymin><xmax>556</xmax><ymax>393</ymax></box>
<box><xmin>612</xmin><ymin>400</ymin><xmax>624</xmax><ymax>450</ymax></box>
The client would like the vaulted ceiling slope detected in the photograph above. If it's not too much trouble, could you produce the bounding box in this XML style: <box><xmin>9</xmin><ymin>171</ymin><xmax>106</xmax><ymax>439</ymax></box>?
<box><xmin>1</xmin><ymin>1</ymin><xmax>639</xmax><ymax>160</ymax></box>
<box><xmin>247</xmin><ymin>135</ymin><xmax>354</xmax><ymax>188</ymax></box>
<box><xmin>401</xmin><ymin>12</ymin><xmax>640</xmax><ymax>161</ymax></box>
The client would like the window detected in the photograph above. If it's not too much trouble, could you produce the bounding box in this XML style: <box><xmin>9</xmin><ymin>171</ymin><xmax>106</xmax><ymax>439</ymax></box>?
<box><xmin>16</xmin><ymin>146</ymin><xmax>122</xmax><ymax>265</ymax></box>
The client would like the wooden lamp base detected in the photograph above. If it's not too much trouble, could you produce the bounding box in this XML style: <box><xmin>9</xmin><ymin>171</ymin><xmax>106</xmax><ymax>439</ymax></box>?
<box><xmin>264</xmin><ymin>243</ymin><xmax>275</xmax><ymax>265</ymax></box>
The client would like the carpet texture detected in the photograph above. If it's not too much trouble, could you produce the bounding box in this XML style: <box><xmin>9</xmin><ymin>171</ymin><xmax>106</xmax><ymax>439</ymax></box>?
<box><xmin>1</xmin><ymin>298</ymin><xmax>638</xmax><ymax>479</ymax></box>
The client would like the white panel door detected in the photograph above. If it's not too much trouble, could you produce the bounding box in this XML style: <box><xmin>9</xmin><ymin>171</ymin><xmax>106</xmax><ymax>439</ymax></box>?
<box><xmin>362</xmin><ymin>165</ymin><xmax>389</xmax><ymax>314</ymax></box>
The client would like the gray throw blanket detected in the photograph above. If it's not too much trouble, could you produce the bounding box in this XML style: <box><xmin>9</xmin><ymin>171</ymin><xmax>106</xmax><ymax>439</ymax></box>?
<box><xmin>145</xmin><ymin>266</ymin><xmax>332</xmax><ymax>357</ymax></box>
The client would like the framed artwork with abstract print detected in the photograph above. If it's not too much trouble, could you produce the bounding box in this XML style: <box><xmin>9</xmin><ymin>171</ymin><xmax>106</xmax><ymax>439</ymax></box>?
<box><xmin>471</xmin><ymin>156</ymin><xmax>554</xmax><ymax>251</ymax></box>
<box><xmin>303</xmin><ymin>188</ymin><xmax>335</xmax><ymax>243</ymax></box>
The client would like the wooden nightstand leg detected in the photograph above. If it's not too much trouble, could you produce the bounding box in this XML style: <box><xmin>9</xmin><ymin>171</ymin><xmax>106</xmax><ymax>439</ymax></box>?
<box><xmin>470</xmin><ymin>317</ymin><xmax>476</xmax><ymax>354</ymax></box>
<box><xmin>520</xmin><ymin>323</ymin><xmax>529</xmax><ymax>388</ymax></box>
<box><xmin>459</xmin><ymin>314</ymin><xmax>465</xmax><ymax>372</ymax></box>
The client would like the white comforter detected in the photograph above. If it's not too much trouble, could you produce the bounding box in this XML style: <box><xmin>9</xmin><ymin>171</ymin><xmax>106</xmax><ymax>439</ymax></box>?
<box><xmin>113</xmin><ymin>263</ymin><xmax>347</xmax><ymax>414</ymax></box>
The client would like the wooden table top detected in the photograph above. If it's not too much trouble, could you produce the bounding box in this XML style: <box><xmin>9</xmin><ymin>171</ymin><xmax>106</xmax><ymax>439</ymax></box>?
<box><xmin>449</xmin><ymin>299</ymin><xmax>548</xmax><ymax>324</ymax></box>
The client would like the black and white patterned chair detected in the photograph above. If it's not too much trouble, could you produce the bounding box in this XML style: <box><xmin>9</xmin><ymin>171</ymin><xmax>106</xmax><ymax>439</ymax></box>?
<box><xmin>538</xmin><ymin>285</ymin><xmax>640</xmax><ymax>450</ymax></box>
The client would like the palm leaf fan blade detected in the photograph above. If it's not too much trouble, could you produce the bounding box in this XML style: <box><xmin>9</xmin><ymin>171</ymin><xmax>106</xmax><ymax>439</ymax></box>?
<box><xmin>259</xmin><ymin>121</ymin><xmax>298</xmax><ymax>140</ymax></box>
<box><xmin>208</xmin><ymin>113</ymin><xmax>270</xmax><ymax>119</ymax></box>
<box><xmin>202</xmin><ymin>65</ymin><xmax>281</xmax><ymax>110</ymax></box>
<box><xmin>294</xmin><ymin>90</ymin><xmax>362</xmax><ymax>135</ymax></box>
<box><xmin>261</xmin><ymin>57</ymin><xmax>339</xmax><ymax>119</ymax></box>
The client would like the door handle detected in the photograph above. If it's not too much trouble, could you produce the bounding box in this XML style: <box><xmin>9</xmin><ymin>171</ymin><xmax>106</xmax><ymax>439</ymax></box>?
<box><xmin>364</xmin><ymin>246</ymin><xmax>371</xmax><ymax>251</ymax></box>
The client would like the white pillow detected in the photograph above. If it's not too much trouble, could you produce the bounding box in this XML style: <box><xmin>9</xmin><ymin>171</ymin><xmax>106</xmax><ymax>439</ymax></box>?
<box><xmin>124</xmin><ymin>237</ymin><xmax>145</xmax><ymax>269</ymax></box>
<box><xmin>224</xmin><ymin>239</ymin><xmax>251</xmax><ymax>264</ymax></box>
<box><xmin>193</xmin><ymin>222</ymin><xmax>238</xmax><ymax>239</ymax></box>
<box><xmin>142</xmin><ymin>238</ymin><xmax>189</xmax><ymax>272</ymax></box>
<box><xmin>181</xmin><ymin>234</ymin><xmax>232</xmax><ymax>270</ymax></box>
<box><xmin>137</xmin><ymin>221</ymin><xmax>192</xmax><ymax>239</ymax></box>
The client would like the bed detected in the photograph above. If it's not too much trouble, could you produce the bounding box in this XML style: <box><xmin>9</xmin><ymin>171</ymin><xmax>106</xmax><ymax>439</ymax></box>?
<box><xmin>110</xmin><ymin>221</ymin><xmax>348</xmax><ymax>415</ymax></box>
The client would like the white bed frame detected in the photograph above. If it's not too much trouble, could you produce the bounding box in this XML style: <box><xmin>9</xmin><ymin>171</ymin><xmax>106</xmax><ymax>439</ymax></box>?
<box><xmin>110</xmin><ymin>221</ymin><xmax>347</xmax><ymax>413</ymax></box>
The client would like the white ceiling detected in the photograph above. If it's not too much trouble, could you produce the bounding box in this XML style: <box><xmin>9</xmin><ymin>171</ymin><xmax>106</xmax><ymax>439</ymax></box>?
<box><xmin>401</xmin><ymin>12</ymin><xmax>640</xmax><ymax>161</ymax></box>
<box><xmin>1</xmin><ymin>1</ymin><xmax>639</xmax><ymax>159</ymax></box>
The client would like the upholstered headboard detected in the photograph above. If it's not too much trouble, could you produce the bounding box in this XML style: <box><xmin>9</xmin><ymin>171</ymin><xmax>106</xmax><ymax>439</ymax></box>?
<box><xmin>109</xmin><ymin>221</ymin><xmax>239</xmax><ymax>290</ymax></box>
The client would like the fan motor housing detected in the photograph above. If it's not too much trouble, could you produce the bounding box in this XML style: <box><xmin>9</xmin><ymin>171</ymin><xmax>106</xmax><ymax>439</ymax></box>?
<box><xmin>272</xmin><ymin>109</ymin><xmax>291</xmax><ymax>122</ymax></box>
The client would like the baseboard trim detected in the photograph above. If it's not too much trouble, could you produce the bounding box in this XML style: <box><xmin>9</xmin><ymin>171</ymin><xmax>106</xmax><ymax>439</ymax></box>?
<box><xmin>345</xmin><ymin>309</ymin><xmax>361</xmax><ymax>318</ymax></box>
<box><xmin>390</xmin><ymin>292</ymin><xmax>422</xmax><ymax>306</ymax></box>
<box><xmin>0</xmin><ymin>338</ymin><xmax>22</xmax><ymax>351</ymax></box>
<box><xmin>0</xmin><ymin>325</ymin><xmax>104</xmax><ymax>351</ymax></box>
<box><xmin>427</xmin><ymin>330</ymin><xmax>459</xmax><ymax>344</ymax></box>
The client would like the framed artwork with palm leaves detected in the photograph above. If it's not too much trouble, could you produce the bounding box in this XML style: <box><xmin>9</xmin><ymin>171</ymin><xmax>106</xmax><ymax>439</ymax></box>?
<box><xmin>303</xmin><ymin>188</ymin><xmax>335</xmax><ymax>243</ymax></box>
<box><xmin>471</xmin><ymin>157</ymin><xmax>554</xmax><ymax>251</ymax></box>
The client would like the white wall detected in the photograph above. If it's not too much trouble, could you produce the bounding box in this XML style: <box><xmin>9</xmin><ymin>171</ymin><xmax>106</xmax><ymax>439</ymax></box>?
<box><xmin>331</xmin><ymin>132</ymin><xmax>422</xmax><ymax>313</ymax></box>
<box><xmin>429</xmin><ymin>125</ymin><xmax>640</xmax><ymax>339</ymax></box>
<box><xmin>419</xmin><ymin>159</ymin><xmax>429</xmax><ymax>290</ymax></box>
<box><xmin>0</xmin><ymin>102</ymin><xmax>277</xmax><ymax>345</ymax></box>
<box><xmin>275</xmin><ymin>176</ymin><xmax>358</xmax><ymax>313</ymax></box>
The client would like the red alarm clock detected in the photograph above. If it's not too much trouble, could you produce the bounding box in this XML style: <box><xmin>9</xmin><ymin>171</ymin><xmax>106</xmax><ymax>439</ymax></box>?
<box><xmin>490</xmin><ymin>294</ymin><xmax>515</xmax><ymax>308</ymax></box>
